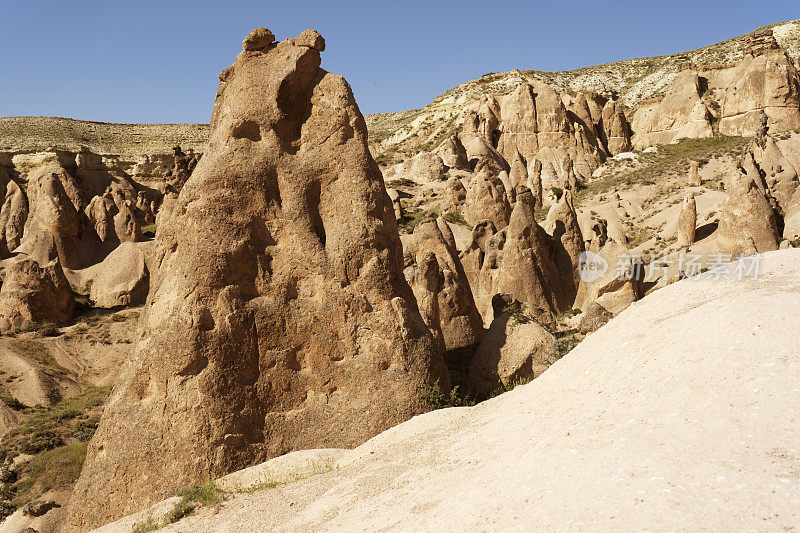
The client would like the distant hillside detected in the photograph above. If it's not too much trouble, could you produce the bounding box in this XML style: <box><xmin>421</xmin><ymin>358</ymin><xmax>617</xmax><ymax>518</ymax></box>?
<box><xmin>0</xmin><ymin>116</ymin><xmax>209</xmax><ymax>157</ymax></box>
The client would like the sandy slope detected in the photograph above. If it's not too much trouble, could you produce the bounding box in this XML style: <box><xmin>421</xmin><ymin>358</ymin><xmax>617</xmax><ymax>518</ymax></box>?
<box><xmin>101</xmin><ymin>250</ymin><xmax>800</xmax><ymax>532</ymax></box>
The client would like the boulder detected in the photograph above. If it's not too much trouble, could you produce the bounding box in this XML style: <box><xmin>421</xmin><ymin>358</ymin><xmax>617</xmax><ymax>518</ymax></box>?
<box><xmin>578</xmin><ymin>301</ymin><xmax>614</xmax><ymax>334</ymax></box>
<box><xmin>89</xmin><ymin>242</ymin><xmax>149</xmax><ymax>308</ymax></box>
<box><xmin>0</xmin><ymin>256</ymin><xmax>74</xmax><ymax>334</ymax></box>
<box><xmin>575</xmin><ymin>238</ymin><xmax>644</xmax><ymax>316</ymax></box>
<box><xmin>467</xmin><ymin>311</ymin><xmax>558</xmax><ymax>396</ymax></box>
<box><xmin>65</xmin><ymin>27</ymin><xmax>446</xmax><ymax>531</ymax></box>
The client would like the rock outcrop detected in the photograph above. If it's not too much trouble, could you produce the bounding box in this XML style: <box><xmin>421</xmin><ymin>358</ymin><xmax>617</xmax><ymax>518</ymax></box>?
<box><xmin>0</xmin><ymin>256</ymin><xmax>74</xmax><ymax>333</ymax></box>
<box><xmin>631</xmin><ymin>71</ymin><xmax>713</xmax><ymax>149</ymax></box>
<box><xmin>717</xmin><ymin>170</ymin><xmax>779</xmax><ymax>254</ymax></box>
<box><xmin>88</xmin><ymin>242</ymin><xmax>150</xmax><ymax>308</ymax></box>
<box><xmin>467</xmin><ymin>311</ymin><xmax>558</xmax><ymax>396</ymax></box>
<box><xmin>0</xmin><ymin>180</ymin><xmax>28</xmax><ymax>256</ymax></box>
<box><xmin>477</xmin><ymin>188</ymin><xmax>563</xmax><ymax>329</ymax></box>
<box><xmin>677</xmin><ymin>195</ymin><xmax>697</xmax><ymax>247</ymax></box>
<box><xmin>463</xmin><ymin>168</ymin><xmax>511</xmax><ymax>229</ymax></box>
<box><xmin>408</xmin><ymin>218</ymin><xmax>483</xmax><ymax>362</ymax></box>
<box><xmin>65</xmin><ymin>28</ymin><xmax>446</xmax><ymax>531</ymax></box>
<box><xmin>718</xmin><ymin>43</ymin><xmax>800</xmax><ymax>136</ymax></box>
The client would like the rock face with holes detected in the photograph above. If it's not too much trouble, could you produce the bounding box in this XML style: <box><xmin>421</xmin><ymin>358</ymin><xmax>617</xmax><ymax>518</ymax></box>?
<box><xmin>64</xmin><ymin>27</ymin><xmax>446</xmax><ymax>532</ymax></box>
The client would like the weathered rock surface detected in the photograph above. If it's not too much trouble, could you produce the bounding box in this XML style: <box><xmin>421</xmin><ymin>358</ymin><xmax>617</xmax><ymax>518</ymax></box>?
<box><xmin>64</xmin><ymin>28</ymin><xmax>446</xmax><ymax>531</ymax></box>
<box><xmin>477</xmin><ymin>188</ymin><xmax>563</xmax><ymax>329</ymax></box>
<box><xmin>0</xmin><ymin>180</ymin><xmax>28</xmax><ymax>256</ymax></box>
<box><xmin>467</xmin><ymin>311</ymin><xmax>558</xmax><ymax>396</ymax></box>
<box><xmin>717</xmin><ymin>169</ymin><xmax>779</xmax><ymax>254</ymax></box>
<box><xmin>631</xmin><ymin>71</ymin><xmax>713</xmax><ymax>149</ymax></box>
<box><xmin>719</xmin><ymin>46</ymin><xmax>800</xmax><ymax>136</ymax></box>
<box><xmin>463</xmin><ymin>168</ymin><xmax>510</xmax><ymax>229</ymax></box>
<box><xmin>0</xmin><ymin>256</ymin><xmax>74</xmax><ymax>333</ymax></box>
<box><xmin>88</xmin><ymin>242</ymin><xmax>150</xmax><ymax>308</ymax></box>
<box><xmin>408</xmin><ymin>218</ymin><xmax>483</xmax><ymax>361</ymax></box>
<box><xmin>578</xmin><ymin>301</ymin><xmax>614</xmax><ymax>334</ymax></box>
<box><xmin>575</xmin><ymin>237</ymin><xmax>643</xmax><ymax>315</ymax></box>
<box><xmin>677</xmin><ymin>195</ymin><xmax>697</xmax><ymax>247</ymax></box>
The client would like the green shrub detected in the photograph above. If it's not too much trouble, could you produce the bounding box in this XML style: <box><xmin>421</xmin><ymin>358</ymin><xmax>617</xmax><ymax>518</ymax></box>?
<box><xmin>502</xmin><ymin>302</ymin><xmax>531</xmax><ymax>324</ymax></box>
<box><xmin>421</xmin><ymin>380</ymin><xmax>474</xmax><ymax>410</ymax></box>
<box><xmin>442</xmin><ymin>210</ymin><xmax>468</xmax><ymax>226</ymax></box>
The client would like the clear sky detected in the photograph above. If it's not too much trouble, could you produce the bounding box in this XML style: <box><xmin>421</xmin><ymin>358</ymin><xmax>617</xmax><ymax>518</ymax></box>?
<box><xmin>0</xmin><ymin>1</ymin><xmax>797</xmax><ymax>123</ymax></box>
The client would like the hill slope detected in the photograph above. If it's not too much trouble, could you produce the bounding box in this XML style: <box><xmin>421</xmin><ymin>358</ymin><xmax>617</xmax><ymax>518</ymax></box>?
<box><xmin>100</xmin><ymin>249</ymin><xmax>800</xmax><ymax>532</ymax></box>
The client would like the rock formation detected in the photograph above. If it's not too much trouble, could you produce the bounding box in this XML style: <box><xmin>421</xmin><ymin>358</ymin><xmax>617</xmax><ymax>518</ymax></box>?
<box><xmin>463</xmin><ymin>168</ymin><xmax>511</xmax><ymax>229</ymax></box>
<box><xmin>0</xmin><ymin>180</ymin><xmax>28</xmax><ymax>256</ymax></box>
<box><xmin>0</xmin><ymin>256</ymin><xmax>74</xmax><ymax>333</ymax></box>
<box><xmin>65</xmin><ymin>28</ymin><xmax>447</xmax><ymax>531</ymax></box>
<box><xmin>575</xmin><ymin>236</ymin><xmax>643</xmax><ymax>316</ymax></box>
<box><xmin>717</xmin><ymin>170</ymin><xmax>779</xmax><ymax>255</ymax></box>
<box><xmin>467</xmin><ymin>311</ymin><xmax>558</xmax><ymax>396</ymax></box>
<box><xmin>441</xmin><ymin>177</ymin><xmax>467</xmax><ymax>215</ymax></box>
<box><xmin>477</xmin><ymin>187</ymin><xmax>562</xmax><ymax>329</ymax></box>
<box><xmin>435</xmin><ymin>135</ymin><xmax>469</xmax><ymax>171</ymax></box>
<box><xmin>689</xmin><ymin>160</ymin><xmax>701</xmax><ymax>186</ymax></box>
<box><xmin>544</xmin><ymin>190</ymin><xmax>584</xmax><ymax>304</ymax></box>
<box><xmin>88</xmin><ymin>242</ymin><xmax>150</xmax><ymax>308</ymax></box>
<box><xmin>631</xmin><ymin>71</ymin><xmax>713</xmax><ymax>149</ymax></box>
<box><xmin>459</xmin><ymin>219</ymin><xmax>497</xmax><ymax>294</ymax></box>
<box><xmin>601</xmin><ymin>99</ymin><xmax>633</xmax><ymax>155</ymax></box>
<box><xmin>719</xmin><ymin>36</ymin><xmax>800</xmax><ymax>136</ymax></box>
<box><xmin>408</xmin><ymin>217</ymin><xmax>483</xmax><ymax>363</ymax></box>
<box><xmin>677</xmin><ymin>195</ymin><xmax>697</xmax><ymax>247</ymax></box>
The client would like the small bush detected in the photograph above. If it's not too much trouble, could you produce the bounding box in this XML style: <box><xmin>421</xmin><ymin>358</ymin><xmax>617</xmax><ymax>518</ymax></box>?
<box><xmin>73</xmin><ymin>418</ymin><xmax>99</xmax><ymax>442</ymax></box>
<box><xmin>163</xmin><ymin>498</ymin><xmax>196</xmax><ymax>525</ymax></box>
<box><xmin>131</xmin><ymin>516</ymin><xmax>161</xmax><ymax>533</ymax></box>
<box><xmin>442</xmin><ymin>210</ymin><xmax>468</xmax><ymax>226</ymax></box>
<box><xmin>502</xmin><ymin>302</ymin><xmax>531</xmax><ymax>324</ymax></box>
<box><xmin>21</xmin><ymin>322</ymin><xmax>60</xmax><ymax>337</ymax></box>
<box><xmin>421</xmin><ymin>380</ymin><xmax>474</xmax><ymax>410</ymax></box>
<box><xmin>550</xmin><ymin>186</ymin><xmax>564</xmax><ymax>200</ymax></box>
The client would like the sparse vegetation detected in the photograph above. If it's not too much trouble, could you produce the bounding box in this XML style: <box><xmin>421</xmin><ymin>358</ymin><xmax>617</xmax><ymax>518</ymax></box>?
<box><xmin>503</xmin><ymin>301</ymin><xmax>531</xmax><ymax>324</ymax></box>
<box><xmin>442</xmin><ymin>210</ymin><xmax>469</xmax><ymax>226</ymax></box>
<box><xmin>8</xmin><ymin>339</ymin><xmax>61</xmax><ymax>370</ymax></box>
<box><xmin>0</xmin><ymin>385</ymin><xmax>111</xmax><ymax>509</ymax></box>
<box><xmin>421</xmin><ymin>380</ymin><xmax>474</xmax><ymax>410</ymax></box>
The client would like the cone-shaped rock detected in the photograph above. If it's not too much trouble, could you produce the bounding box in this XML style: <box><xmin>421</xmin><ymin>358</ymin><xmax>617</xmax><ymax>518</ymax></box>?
<box><xmin>65</xmin><ymin>28</ymin><xmax>446</xmax><ymax>531</ymax></box>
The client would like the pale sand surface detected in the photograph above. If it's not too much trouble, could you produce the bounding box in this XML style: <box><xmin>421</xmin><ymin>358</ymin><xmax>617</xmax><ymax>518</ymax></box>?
<box><xmin>99</xmin><ymin>249</ymin><xmax>800</xmax><ymax>532</ymax></box>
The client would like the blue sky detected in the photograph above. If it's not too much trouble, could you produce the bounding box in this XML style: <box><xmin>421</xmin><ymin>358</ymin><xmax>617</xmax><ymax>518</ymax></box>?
<box><xmin>0</xmin><ymin>1</ymin><xmax>797</xmax><ymax>123</ymax></box>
